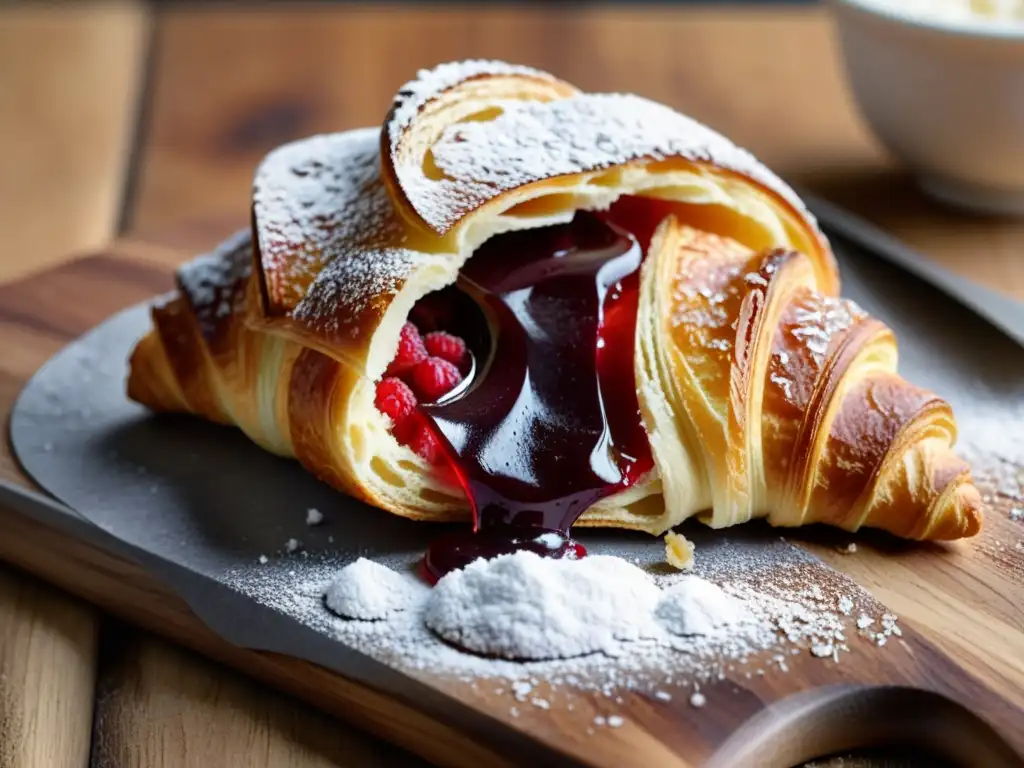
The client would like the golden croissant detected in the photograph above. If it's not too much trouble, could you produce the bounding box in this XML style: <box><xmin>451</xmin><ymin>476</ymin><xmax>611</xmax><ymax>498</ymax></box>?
<box><xmin>126</xmin><ymin>59</ymin><xmax>983</xmax><ymax>542</ymax></box>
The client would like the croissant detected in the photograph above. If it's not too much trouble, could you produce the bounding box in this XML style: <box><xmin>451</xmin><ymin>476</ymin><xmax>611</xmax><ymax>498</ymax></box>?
<box><xmin>126</xmin><ymin>59</ymin><xmax>982</xmax><ymax>541</ymax></box>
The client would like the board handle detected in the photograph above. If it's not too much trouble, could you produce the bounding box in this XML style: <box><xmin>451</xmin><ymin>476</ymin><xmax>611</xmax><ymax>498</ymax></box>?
<box><xmin>705</xmin><ymin>685</ymin><xmax>1024</xmax><ymax>768</ymax></box>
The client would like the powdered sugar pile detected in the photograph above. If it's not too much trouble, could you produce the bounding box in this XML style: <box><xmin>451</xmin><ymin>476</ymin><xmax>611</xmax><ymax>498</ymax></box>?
<box><xmin>655</xmin><ymin>576</ymin><xmax>746</xmax><ymax>638</ymax></box>
<box><xmin>424</xmin><ymin>552</ymin><xmax>662</xmax><ymax>660</ymax></box>
<box><xmin>324</xmin><ymin>557</ymin><xmax>426</xmax><ymax>620</ymax></box>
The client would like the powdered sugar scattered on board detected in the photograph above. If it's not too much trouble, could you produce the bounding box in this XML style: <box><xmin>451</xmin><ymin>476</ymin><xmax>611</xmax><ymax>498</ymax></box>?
<box><xmin>769</xmin><ymin>372</ymin><xmax>793</xmax><ymax>401</ymax></box>
<box><xmin>655</xmin><ymin>576</ymin><xmax>746</xmax><ymax>638</ymax></box>
<box><xmin>306</xmin><ymin>508</ymin><xmax>324</xmax><ymax>526</ymax></box>
<box><xmin>951</xmin><ymin>398</ymin><xmax>1024</xmax><ymax>563</ymax></box>
<box><xmin>225</xmin><ymin>536</ymin><xmax>902</xmax><ymax>722</ymax></box>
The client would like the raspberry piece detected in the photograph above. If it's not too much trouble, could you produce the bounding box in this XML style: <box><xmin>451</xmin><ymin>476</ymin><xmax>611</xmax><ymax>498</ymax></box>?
<box><xmin>424</xmin><ymin>331</ymin><xmax>468</xmax><ymax>367</ymax></box>
<box><xmin>408</xmin><ymin>422</ymin><xmax>443</xmax><ymax>464</ymax></box>
<box><xmin>385</xmin><ymin>322</ymin><xmax>427</xmax><ymax>377</ymax></box>
<box><xmin>374</xmin><ymin>377</ymin><xmax>417</xmax><ymax>428</ymax></box>
<box><xmin>411</xmin><ymin>357</ymin><xmax>463</xmax><ymax>403</ymax></box>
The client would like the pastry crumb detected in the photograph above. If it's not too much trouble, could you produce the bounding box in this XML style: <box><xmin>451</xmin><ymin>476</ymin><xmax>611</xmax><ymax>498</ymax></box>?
<box><xmin>664</xmin><ymin>531</ymin><xmax>695</xmax><ymax>571</ymax></box>
<box><xmin>836</xmin><ymin>542</ymin><xmax>857</xmax><ymax>554</ymax></box>
<box><xmin>306</xmin><ymin>507</ymin><xmax>324</xmax><ymax>526</ymax></box>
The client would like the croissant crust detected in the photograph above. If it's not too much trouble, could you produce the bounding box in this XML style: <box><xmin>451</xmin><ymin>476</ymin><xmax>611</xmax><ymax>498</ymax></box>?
<box><xmin>126</xmin><ymin>59</ymin><xmax>983</xmax><ymax>540</ymax></box>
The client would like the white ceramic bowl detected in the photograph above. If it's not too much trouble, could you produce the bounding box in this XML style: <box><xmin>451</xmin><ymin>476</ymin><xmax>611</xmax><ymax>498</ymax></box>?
<box><xmin>828</xmin><ymin>0</ymin><xmax>1024</xmax><ymax>215</ymax></box>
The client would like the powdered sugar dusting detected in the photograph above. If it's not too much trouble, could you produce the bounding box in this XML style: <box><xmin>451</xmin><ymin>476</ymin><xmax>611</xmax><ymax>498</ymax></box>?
<box><xmin>387</xmin><ymin>59</ymin><xmax>564</xmax><ymax>155</ymax></box>
<box><xmin>252</xmin><ymin>129</ymin><xmax>453</xmax><ymax>349</ymax></box>
<box><xmin>176</xmin><ymin>229</ymin><xmax>252</xmax><ymax>342</ymax></box>
<box><xmin>393</xmin><ymin>87</ymin><xmax>818</xmax><ymax>236</ymax></box>
<box><xmin>225</xmin><ymin>536</ymin><xmax>904</xmax><ymax>719</ymax></box>
<box><xmin>767</xmin><ymin>291</ymin><xmax>868</xmax><ymax>411</ymax></box>
<box><xmin>255</xmin><ymin>60</ymin><xmax>824</xmax><ymax>350</ymax></box>
<box><xmin>253</xmin><ymin>130</ymin><xmax>421</xmax><ymax>318</ymax></box>
<box><xmin>788</xmin><ymin>294</ymin><xmax>865</xmax><ymax>366</ymax></box>
<box><xmin>295</xmin><ymin>246</ymin><xmax>429</xmax><ymax>344</ymax></box>
<box><xmin>770</xmin><ymin>372</ymin><xmax>794</xmax><ymax>401</ymax></box>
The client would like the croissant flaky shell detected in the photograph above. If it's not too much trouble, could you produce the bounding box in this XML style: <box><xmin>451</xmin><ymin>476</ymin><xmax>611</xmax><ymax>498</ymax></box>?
<box><xmin>636</xmin><ymin>220</ymin><xmax>982</xmax><ymax>540</ymax></box>
<box><xmin>126</xmin><ymin>59</ymin><xmax>982</xmax><ymax>541</ymax></box>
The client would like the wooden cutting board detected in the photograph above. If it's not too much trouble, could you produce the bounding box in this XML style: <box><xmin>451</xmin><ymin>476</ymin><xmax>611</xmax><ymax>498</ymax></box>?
<box><xmin>1</xmin><ymin>239</ymin><xmax>1023</xmax><ymax>768</ymax></box>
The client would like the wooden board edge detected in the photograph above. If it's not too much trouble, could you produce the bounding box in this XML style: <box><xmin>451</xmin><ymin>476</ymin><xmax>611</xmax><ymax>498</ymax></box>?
<box><xmin>0</xmin><ymin>480</ymin><xmax>581</xmax><ymax>768</ymax></box>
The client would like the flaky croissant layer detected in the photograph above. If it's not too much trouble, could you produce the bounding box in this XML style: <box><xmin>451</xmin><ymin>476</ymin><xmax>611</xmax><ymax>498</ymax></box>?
<box><xmin>635</xmin><ymin>218</ymin><xmax>982</xmax><ymax>541</ymax></box>
<box><xmin>125</xmin><ymin>59</ymin><xmax>983</xmax><ymax>542</ymax></box>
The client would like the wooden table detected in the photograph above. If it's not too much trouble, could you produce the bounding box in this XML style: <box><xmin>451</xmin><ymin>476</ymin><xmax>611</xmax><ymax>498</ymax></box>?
<box><xmin>1</xmin><ymin>3</ymin><xmax>1022</xmax><ymax>767</ymax></box>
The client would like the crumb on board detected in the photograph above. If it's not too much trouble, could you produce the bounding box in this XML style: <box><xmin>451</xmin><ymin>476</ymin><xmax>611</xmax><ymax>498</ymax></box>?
<box><xmin>664</xmin><ymin>531</ymin><xmax>695</xmax><ymax>571</ymax></box>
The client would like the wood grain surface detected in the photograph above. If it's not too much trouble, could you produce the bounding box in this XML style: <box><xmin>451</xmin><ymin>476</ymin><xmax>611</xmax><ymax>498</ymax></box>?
<box><xmin>0</xmin><ymin>5</ymin><xmax>145</xmax><ymax>767</ymax></box>
<box><xmin>0</xmin><ymin>3</ymin><xmax>147</xmax><ymax>281</ymax></box>
<box><xmin>90</xmin><ymin>624</ymin><xmax>428</xmax><ymax>768</ymax></box>
<box><xmin>129</xmin><ymin>4</ymin><xmax>1024</xmax><ymax>299</ymax></box>
<box><xmin>0</xmin><ymin>566</ymin><xmax>98</xmax><ymax>768</ymax></box>
<box><xmin>0</xmin><ymin>246</ymin><xmax>1022</xmax><ymax>767</ymax></box>
<box><xmin>3</xmin><ymin>3</ymin><xmax>1024</xmax><ymax>766</ymax></box>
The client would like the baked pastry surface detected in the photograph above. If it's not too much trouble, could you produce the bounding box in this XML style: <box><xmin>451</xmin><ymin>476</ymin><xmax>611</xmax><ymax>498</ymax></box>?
<box><xmin>126</xmin><ymin>59</ymin><xmax>982</xmax><ymax>540</ymax></box>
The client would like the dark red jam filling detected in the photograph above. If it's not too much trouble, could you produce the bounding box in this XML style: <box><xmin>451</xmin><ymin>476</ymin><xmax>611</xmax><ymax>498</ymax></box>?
<box><xmin>375</xmin><ymin>202</ymin><xmax>659</xmax><ymax>581</ymax></box>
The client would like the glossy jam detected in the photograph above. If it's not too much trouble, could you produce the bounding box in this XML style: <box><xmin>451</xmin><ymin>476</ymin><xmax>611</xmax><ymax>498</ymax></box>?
<box><xmin>419</xmin><ymin>210</ymin><xmax>654</xmax><ymax>581</ymax></box>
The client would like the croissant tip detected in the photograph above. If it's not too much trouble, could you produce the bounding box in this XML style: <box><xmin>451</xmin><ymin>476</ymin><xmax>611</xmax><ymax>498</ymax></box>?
<box><xmin>926</xmin><ymin>485</ymin><xmax>986</xmax><ymax>541</ymax></box>
<box><xmin>961</xmin><ymin>497</ymin><xmax>985</xmax><ymax>539</ymax></box>
<box><xmin>125</xmin><ymin>332</ymin><xmax>162</xmax><ymax>409</ymax></box>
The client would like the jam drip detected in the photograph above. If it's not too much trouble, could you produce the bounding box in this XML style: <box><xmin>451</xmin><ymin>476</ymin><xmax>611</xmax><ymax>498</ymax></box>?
<box><xmin>416</xmin><ymin>211</ymin><xmax>654</xmax><ymax>580</ymax></box>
